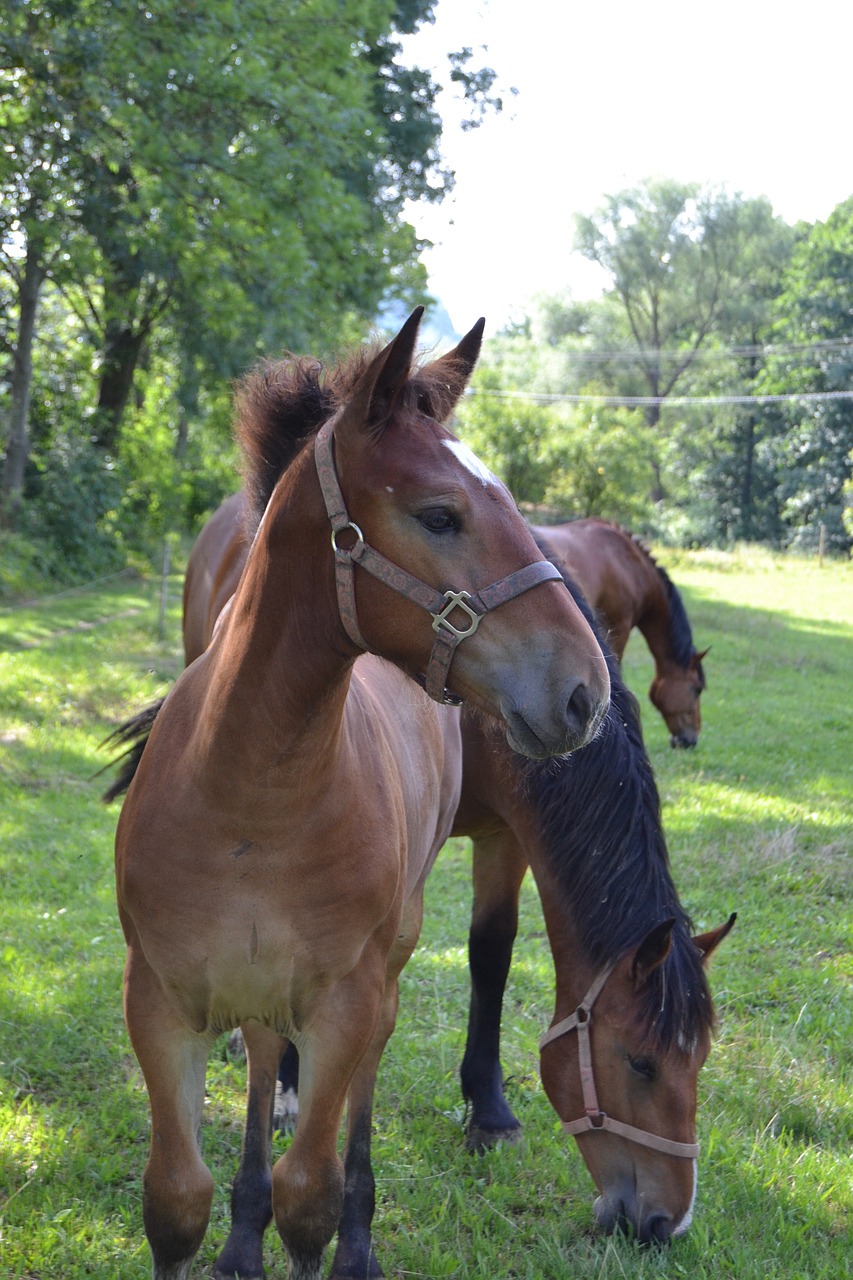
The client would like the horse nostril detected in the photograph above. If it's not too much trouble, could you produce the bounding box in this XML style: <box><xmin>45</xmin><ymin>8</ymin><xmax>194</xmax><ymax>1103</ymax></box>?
<box><xmin>565</xmin><ymin>682</ymin><xmax>598</xmax><ymax>744</ymax></box>
<box><xmin>642</xmin><ymin>1213</ymin><xmax>673</xmax><ymax>1246</ymax></box>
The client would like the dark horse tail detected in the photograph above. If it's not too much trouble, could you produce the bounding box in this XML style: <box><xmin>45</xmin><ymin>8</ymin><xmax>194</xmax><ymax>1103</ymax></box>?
<box><xmin>100</xmin><ymin>699</ymin><xmax>166</xmax><ymax>803</ymax></box>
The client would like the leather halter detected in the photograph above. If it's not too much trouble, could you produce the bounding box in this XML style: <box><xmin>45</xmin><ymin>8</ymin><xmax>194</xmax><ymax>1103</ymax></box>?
<box><xmin>314</xmin><ymin>420</ymin><xmax>564</xmax><ymax>705</ymax></box>
<box><xmin>539</xmin><ymin>961</ymin><xmax>700</xmax><ymax>1159</ymax></box>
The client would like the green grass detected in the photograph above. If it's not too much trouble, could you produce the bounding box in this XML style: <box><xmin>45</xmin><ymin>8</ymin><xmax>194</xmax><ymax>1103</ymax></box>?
<box><xmin>0</xmin><ymin>549</ymin><xmax>850</xmax><ymax>1279</ymax></box>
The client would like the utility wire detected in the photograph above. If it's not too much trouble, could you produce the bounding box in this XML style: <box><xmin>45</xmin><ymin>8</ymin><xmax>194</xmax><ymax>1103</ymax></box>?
<box><xmin>524</xmin><ymin>337</ymin><xmax>853</xmax><ymax>365</ymax></box>
<box><xmin>469</xmin><ymin>388</ymin><xmax>853</xmax><ymax>408</ymax></box>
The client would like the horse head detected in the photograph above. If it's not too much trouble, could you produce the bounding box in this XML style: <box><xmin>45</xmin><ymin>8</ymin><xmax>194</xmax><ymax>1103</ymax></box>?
<box><xmin>540</xmin><ymin>913</ymin><xmax>735</xmax><ymax>1244</ymax></box>
<box><xmin>649</xmin><ymin>648</ymin><xmax>709</xmax><ymax>748</ymax></box>
<box><xmin>326</xmin><ymin>309</ymin><xmax>610</xmax><ymax>757</ymax></box>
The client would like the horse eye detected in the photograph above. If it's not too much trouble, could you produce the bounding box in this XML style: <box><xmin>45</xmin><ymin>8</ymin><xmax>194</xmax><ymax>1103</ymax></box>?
<box><xmin>419</xmin><ymin>508</ymin><xmax>459</xmax><ymax>534</ymax></box>
<box><xmin>628</xmin><ymin>1055</ymin><xmax>657</xmax><ymax>1081</ymax></box>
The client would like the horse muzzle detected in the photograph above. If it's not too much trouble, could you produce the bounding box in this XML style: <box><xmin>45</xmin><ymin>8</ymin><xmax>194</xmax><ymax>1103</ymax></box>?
<box><xmin>501</xmin><ymin>677</ymin><xmax>608</xmax><ymax>759</ymax></box>
<box><xmin>593</xmin><ymin>1192</ymin><xmax>684</xmax><ymax>1246</ymax></box>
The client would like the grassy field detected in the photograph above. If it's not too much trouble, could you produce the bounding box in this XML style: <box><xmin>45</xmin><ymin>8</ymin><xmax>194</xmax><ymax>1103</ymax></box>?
<box><xmin>0</xmin><ymin>548</ymin><xmax>850</xmax><ymax>1279</ymax></box>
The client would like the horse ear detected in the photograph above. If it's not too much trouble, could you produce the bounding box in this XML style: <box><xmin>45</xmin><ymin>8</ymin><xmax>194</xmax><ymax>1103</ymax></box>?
<box><xmin>425</xmin><ymin>317</ymin><xmax>486</xmax><ymax>421</ymax></box>
<box><xmin>693</xmin><ymin>647</ymin><xmax>711</xmax><ymax>663</ymax></box>
<box><xmin>630</xmin><ymin>918</ymin><xmax>676</xmax><ymax>985</ymax></box>
<box><xmin>336</xmin><ymin>306</ymin><xmax>425</xmax><ymax>441</ymax></box>
<box><xmin>693</xmin><ymin>912</ymin><xmax>736</xmax><ymax>964</ymax></box>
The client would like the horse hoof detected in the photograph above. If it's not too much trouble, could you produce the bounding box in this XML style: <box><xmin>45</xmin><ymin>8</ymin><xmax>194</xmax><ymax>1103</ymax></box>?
<box><xmin>465</xmin><ymin>1123</ymin><xmax>523</xmax><ymax>1154</ymax></box>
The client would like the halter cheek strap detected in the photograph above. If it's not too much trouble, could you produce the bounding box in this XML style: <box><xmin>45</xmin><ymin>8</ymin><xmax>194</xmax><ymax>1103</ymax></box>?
<box><xmin>315</xmin><ymin>421</ymin><xmax>563</xmax><ymax>705</ymax></box>
<box><xmin>539</xmin><ymin>962</ymin><xmax>700</xmax><ymax>1160</ymax></box>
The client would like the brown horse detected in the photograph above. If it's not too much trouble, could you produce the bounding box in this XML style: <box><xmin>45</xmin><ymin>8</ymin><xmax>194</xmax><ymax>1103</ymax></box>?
<box><xmin>454</xmin><ymin>560</ymin><xmax>734</xmax><ymax>1243</ymax></box>
<box><xmin>531</xmin><ymin>520</ymin><xmax>708</xmax><ymax>747</ymax></box>
<box><xmin>180</xmin><ymin>483</ymin><xmax>733</xmax><ymax>1258</ymax></box>
<box><xmin>110</xmin><ymin>310</ymin><xmax>610</xmax><ymax>1280</ymax></box>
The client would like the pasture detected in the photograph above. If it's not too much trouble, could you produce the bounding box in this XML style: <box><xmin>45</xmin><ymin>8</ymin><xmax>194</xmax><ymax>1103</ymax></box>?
<box><xmin>0</xmin><ymin>548</ymin><xmax>850</xmax><ymax>1279</ymax></box>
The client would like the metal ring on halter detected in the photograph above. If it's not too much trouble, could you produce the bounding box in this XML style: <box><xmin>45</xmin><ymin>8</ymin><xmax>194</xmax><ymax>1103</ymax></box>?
<box><xmin>331</xmin><ymin>522</ymin><xmax>364</xmax><ymax>555</ymax></box>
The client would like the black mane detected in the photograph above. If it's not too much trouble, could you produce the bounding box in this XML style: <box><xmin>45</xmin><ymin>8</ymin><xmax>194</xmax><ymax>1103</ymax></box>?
<box><xmin>630</xmin><ymin>534</ymin><xmax>703</xmax><ymax>676</ymax></box>
<box><xmin>523</xmin><ymin>541</ymin><xmax>714</xmax><ymax>1051</ymax></box>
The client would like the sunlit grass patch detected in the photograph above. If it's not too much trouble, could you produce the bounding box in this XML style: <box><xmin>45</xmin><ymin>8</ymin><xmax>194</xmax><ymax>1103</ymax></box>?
<box><xmin>0</xmin><ymin>552</ymin><xmax>850</xmax><ymax>1278</ymax></box>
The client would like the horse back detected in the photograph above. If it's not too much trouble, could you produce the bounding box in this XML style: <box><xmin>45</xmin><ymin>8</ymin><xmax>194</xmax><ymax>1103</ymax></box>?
<box><xmin>532</xmin><ymin>520</ymin><xmax>650</xmax><ymax>658</ymax></box>
<box><xmin>183</xmin><ymin>492</ymin><xmax>250</xmax><ymax>665</ymax></box>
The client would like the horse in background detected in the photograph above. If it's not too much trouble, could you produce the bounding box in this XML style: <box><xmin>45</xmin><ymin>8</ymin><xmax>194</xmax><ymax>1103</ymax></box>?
<box><xmin>453</xmin><ymin>555</ymin><xmax>734</xmax><ymax>1242</ymax></box>
<box><xmin>107</xmin><ymin>309</ymin><xmax>610</xmax><ymax>1280</ymax></box>
<box><xmin>531</xmin><ymin>519</ymin><xmax>708</xmax><ymax>747</ymax></box>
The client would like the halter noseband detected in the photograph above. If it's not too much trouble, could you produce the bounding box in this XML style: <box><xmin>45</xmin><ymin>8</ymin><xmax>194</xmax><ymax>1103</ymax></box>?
<box><xmin>539</xmin><ymin>961</ymin><xmax>700</xmax><ymax>1159</ymax></box>
<box><xmin>315</xmin><ymin>421</ymin><xmax>563</xmax><ymax>705</ymax></box>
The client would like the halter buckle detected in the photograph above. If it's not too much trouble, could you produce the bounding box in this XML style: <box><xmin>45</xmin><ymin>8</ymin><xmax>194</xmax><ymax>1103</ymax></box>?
<box><xmin>432</xmin><ymin>590</ymin><xmax>482</xmax><ymax>640</ymax></box>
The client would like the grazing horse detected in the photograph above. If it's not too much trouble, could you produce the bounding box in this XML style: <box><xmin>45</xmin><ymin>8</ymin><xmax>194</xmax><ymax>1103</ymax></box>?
<box><xmin>109</xmin><ymin>310</ymin><xmax>610</xmax><ymax>1280</ymax></box>
<box><xmin>453</xmin><ymin>565</ymin><xmax>734</xmax><ymax>1242</ymax></box>
<box><xmin>531</xmin><ymin>520</ymin><xmax>708</xmax><ymax>747</ymax></box>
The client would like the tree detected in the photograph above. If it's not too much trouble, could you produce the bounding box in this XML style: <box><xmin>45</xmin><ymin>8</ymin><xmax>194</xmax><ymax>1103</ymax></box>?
<box><xmin>0</xmin><ymin>0</ymin><xmax>500</xmax><ymax>538</ymax></box>
<box><xmin>574</xmin><ymin>180</ymin><xmax>783</xmax><ymax>498</ymax></box>
<box><xmin>761</xmin><ymin>197</ymin><xmax>853</xmax><ymax>551</ymax></box>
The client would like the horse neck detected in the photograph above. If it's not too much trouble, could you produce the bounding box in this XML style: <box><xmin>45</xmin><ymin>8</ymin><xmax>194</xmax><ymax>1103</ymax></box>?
<box><xmin>633</xmin><ymin>560</ymin><xmax>683</xmax><ymax>675</ymax></box>
<box><xmin>514</xmin><ymin>701</ymin><xmax>688</xmax><ymax>1015</ymax></box>
<box><xmin>197</xmin><ymin>449</ymin><xmax>354</xmax><ymax>768</ymax></box>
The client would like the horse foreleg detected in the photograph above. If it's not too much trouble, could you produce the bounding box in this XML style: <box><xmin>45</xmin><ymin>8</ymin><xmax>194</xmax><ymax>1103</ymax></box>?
<box><xmin>460</xmin><ymin>831</ymin><xmax>528</xmax><ymax>1152</ymax></box>
<box><xmin>271</xmin><ymin>955</ymin><xmax>386</xmax><ymax>1280</ymax></box>
<box><xmin>212</xmin><ymin>1022</ymin><xmax>287</xmax><ymax>1280</ymax></box>
<box><xmin>329</xmin><ymin>974</ymin><xmax>403</xmax><ymax>1280</ymax></box>
<box><xmin>123</xmin><ymin>944</ymin><xmax>214</xmax><ymax>1280</ymax></box>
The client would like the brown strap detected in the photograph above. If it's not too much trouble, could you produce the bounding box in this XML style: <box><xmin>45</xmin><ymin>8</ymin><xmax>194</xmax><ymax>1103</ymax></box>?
<box><xmin>314</xmin><ymin>421</ymin><xmax>564</xmax><ymax>704</ymax></box>
<box><xmin>539</xmin><ymin>960</ymin><xmax>699</xmax><ymax>1160</ymax></box>
<box><xmin>561</xmin><ymin>1113</ymin><xmax>700</xmax><ymax>1159</ymax></box>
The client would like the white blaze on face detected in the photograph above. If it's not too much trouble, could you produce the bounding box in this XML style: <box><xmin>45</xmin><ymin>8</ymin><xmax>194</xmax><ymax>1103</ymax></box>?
<box><xmin>672</xmin><ymin>1159</ymin><xmax>698</xmax><ymax>1236</ymax></box>
<box><xmin>443</xmin><ymin>439</ymin><xmax>505</xmax><ymax>491</ymax></box>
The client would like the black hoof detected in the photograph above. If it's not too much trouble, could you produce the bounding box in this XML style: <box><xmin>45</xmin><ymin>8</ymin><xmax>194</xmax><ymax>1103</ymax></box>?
<box><xmin>465</xmin><ymin>1122</ymin><xmax>523</xmax><ymax>1154</ymax></box>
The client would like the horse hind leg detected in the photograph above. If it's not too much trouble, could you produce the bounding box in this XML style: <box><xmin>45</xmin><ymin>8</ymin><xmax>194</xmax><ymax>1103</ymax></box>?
<box><xmin>123</xmin><ymin>944</ymin><xmax>214</xmax><ymax>1279</ymax></box>
<box><xmin>461</xmin><ymin>831</ymin><xmax>528</xmax><ymax>1152</ymax></box>
<box><xmin>212</xmin><ymin>1022</ymin><xmax>287</xmax><ymax>1280</ymax></box>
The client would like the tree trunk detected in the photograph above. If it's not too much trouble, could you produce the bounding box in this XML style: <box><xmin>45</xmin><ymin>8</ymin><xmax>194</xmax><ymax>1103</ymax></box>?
<box><xmin>91</xmin><ymin>321</ymin><xmax>147</xmax><ymax>452</ymax></box>
<box><xmin>1</xmin><ymin>243</ymin><xmax>47</xmax><ymax>531</ymax></box>
<box><xmin>739</xmin><ymin>347</ymin><xmax>760</xmax><ymax>539</ymax></box>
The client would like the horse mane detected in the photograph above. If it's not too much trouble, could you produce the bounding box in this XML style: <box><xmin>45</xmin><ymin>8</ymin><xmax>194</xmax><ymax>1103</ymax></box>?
<box><xmin>522</xmin><ymin>539</ymin><xmax>714</xmax><ymax>1051</ymax></box>
<box><xmin>234</xmin><ymin>341</ymin><xmax>461</xmax><ymax>527</ymax></box>
<box><xmin>628</xmin><ymin>531</ymin><xmax>703</xmax><ymax>675</ymax></box>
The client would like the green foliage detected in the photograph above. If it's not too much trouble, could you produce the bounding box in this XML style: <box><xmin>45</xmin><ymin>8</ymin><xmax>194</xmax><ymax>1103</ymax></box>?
<box><xmin>0</xmin><ymin>0</ymin><xmax>503</xmax><ymax>569</ymax></box>
<box><xmin>457</xmin><ymin>368</ymin><xmax>655</xmax><ymax>524</ymax></box>
<box><xmin>0</xmin><ymin>554</ymin><xmax>850</xmax><ymax>1276</ymax></box>
<box><xmin>540</xmin><ymin>403</ymin><xmax>656</xmax><ymax>523</ymax></box>
<box><xmin>760</xmin><ymin>197</ymin><xmax>853</xmax><ymax>551</ymax></box>
<box><xmin>17</xmin><ymin>435</ymin><xmax>125</xmax><ymax>583</ymax></box>
<box><xmin>475</xmin><ymin>182</ymin><xmax>852</xmax><ymax>552</ymax></box>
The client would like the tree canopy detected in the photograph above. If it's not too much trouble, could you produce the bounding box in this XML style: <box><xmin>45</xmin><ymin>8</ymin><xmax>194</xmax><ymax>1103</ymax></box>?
<box><xmin>0</xmin><ymin>0</ymin><xmax>502</xmax><ymax>578</ymax></box>
<box><xmin>457</xmin><ymin>180</ymin><xmax>852</xmax><ymax>552</ymax></box>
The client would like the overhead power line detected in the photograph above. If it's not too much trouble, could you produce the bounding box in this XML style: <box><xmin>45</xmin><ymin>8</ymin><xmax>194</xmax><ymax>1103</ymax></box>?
<box><xmin>536</xmin><ymin>336</ymin><xmax>853</xmax><ymax>365</ymax></box>
<box><xmin>470</xmin><ymin>388</ymin><xmax>853</xmax><ymax>408</ymax></box>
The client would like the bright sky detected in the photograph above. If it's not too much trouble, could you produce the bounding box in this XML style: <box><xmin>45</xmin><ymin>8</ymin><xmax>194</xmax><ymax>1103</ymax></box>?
<box><xmin>400</xmin><ymin>0</ymin><xmax>853</xmax><ymax>334</ymax></box>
